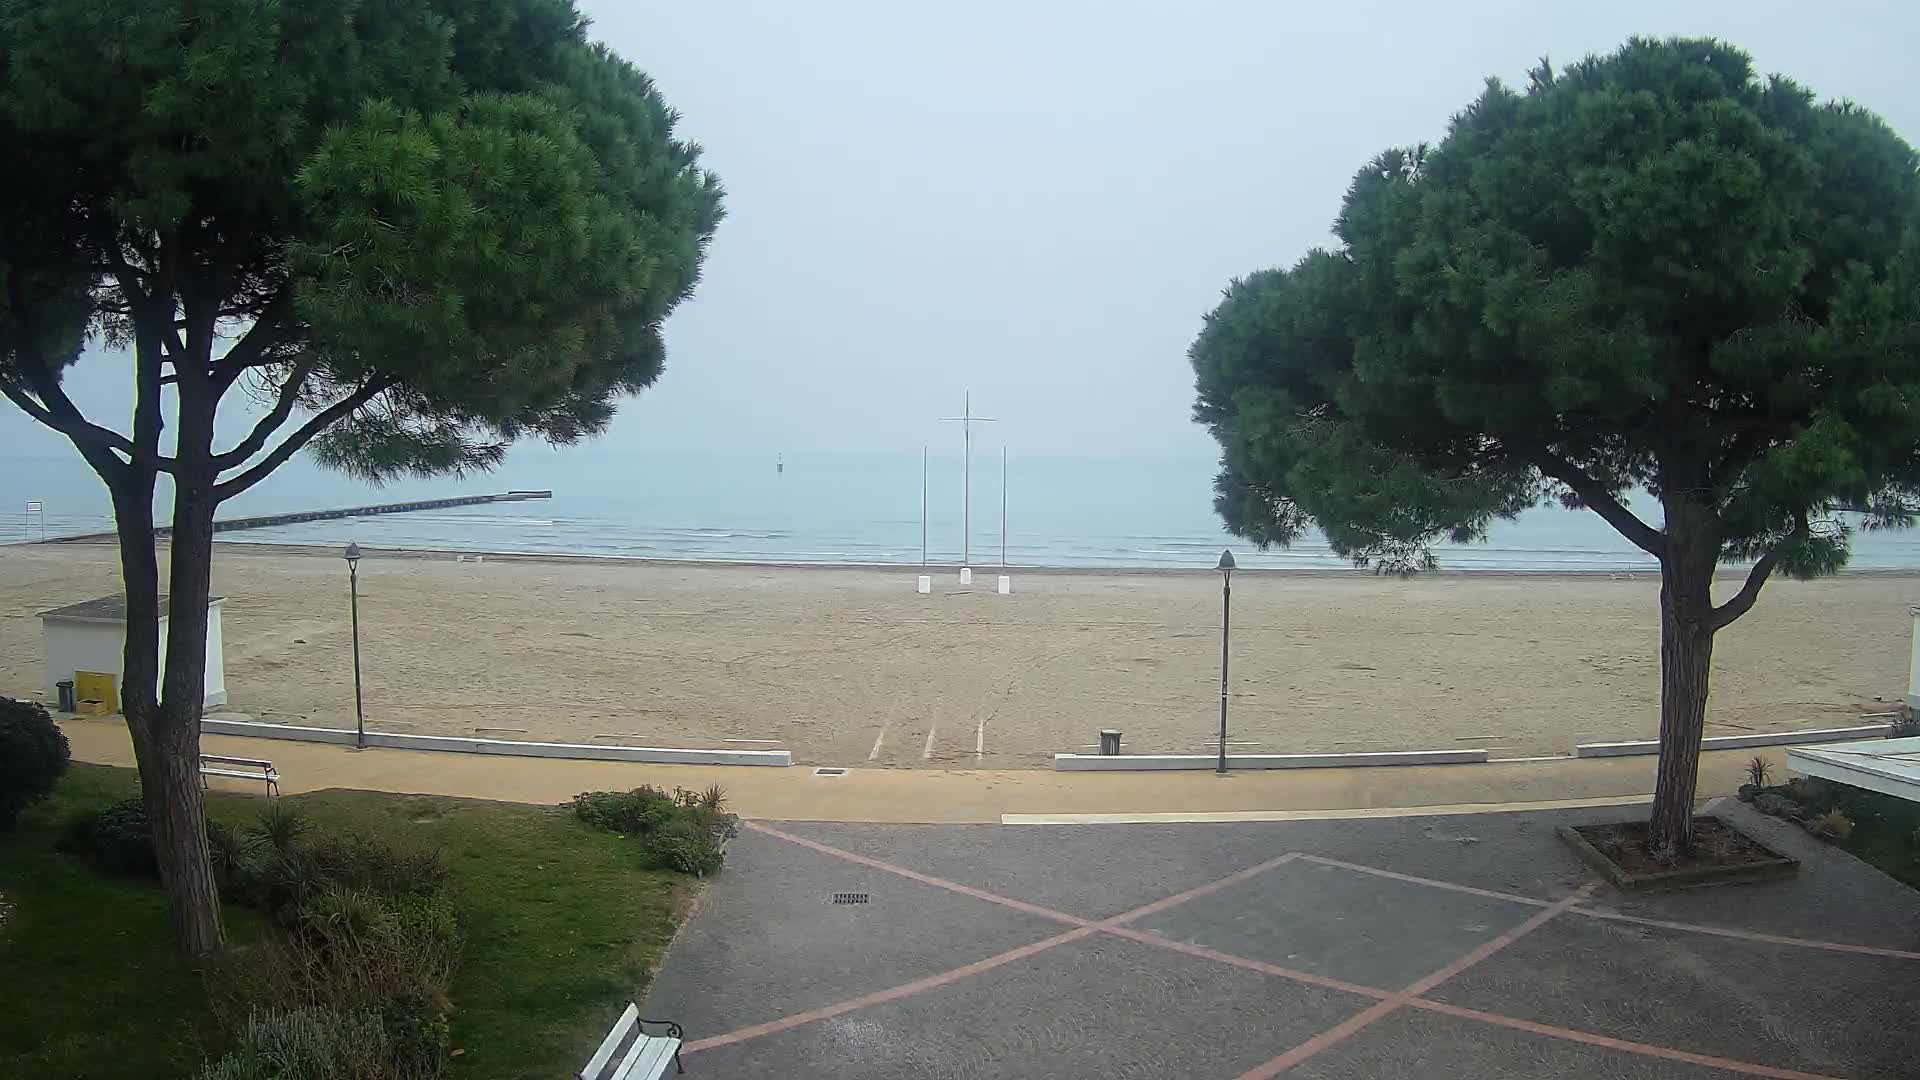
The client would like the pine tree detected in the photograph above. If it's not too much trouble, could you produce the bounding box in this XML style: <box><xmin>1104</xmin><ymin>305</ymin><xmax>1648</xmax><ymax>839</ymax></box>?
<box><xmin>0</xmin><ymin>0</ymin><xmax>723</xmax><ymax>952</ymax></box>
<box><xmin>1191</xmin><ymin>37</ymin><xmax>1920</xmax><ymax>851</ymax></box>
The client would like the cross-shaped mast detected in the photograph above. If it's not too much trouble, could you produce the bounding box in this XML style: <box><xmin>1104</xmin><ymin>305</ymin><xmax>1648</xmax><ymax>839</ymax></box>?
<box><xmin>938</xmin><ymin>390</ymin><xmax>997</xmax><ymax>566</ymax></box>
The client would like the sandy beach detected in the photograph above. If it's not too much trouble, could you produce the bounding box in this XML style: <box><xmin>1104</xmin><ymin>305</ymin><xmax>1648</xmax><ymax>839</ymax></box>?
<box><xmin>1</xmin><ymin>542</ymin><xmax>1911</xmax><ymax>767</ymax></box>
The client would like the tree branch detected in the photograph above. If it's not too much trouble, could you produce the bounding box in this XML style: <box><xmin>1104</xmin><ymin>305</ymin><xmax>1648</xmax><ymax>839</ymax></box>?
<box><xmin>0</xmin><ymin>377</ymin><xmax>133</xmax><ymax>482</ymax></box>
<box><xmin>211</xmin><ymin>292</ymin><xmax>294</xmax><ymax>391</ymax></box>
<box><xmin>1532</xmin><ymin>451</ymin><xmax>1666</xmax><ymax>557</ymax></box>
<box><xmin>1709</xmin><ymin>517</ymin><xmax>1807</xmax><ymax>631</ymax></box>
<box><xmin>211</xmin><ymin>356</ymin><xmax>317</xmax><ymax>469</ymax></box>
<box><xmin>213</xmin><ymin>378</ymin><xmax>392</xmax><ymax>502</ymax></box>
<box><xmin>5</xmin><ymin>364</ymin><xmax>172</xmax><ymax>470</ymax></box>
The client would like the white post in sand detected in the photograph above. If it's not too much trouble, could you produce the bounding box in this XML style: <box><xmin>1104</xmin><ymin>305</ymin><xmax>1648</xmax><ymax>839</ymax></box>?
<box><xmin>997</xmin><ymin>575</ymin><xmax>1011</xmax><ymax>594</ymax></box>
<box><xmin>1908</xmin><ymin>606</ymin><xmax>1920</xmax><ymax>709</ymax></box>
<box><xmin>959</xmin><ymin>567</ymin><xmax>973</xmax><ymax>585</ymax></box>
<box><xmin>917</xmin><ymin>575</ymin><xmax>931</xmax><ymax>594</ymax></box>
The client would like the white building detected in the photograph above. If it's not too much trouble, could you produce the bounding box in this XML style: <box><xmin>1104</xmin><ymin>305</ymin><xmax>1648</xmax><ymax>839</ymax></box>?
<box><xmin>40</xmin><ymin>593</ymin><xmax>227</xmax><ymax>710</ymax></box>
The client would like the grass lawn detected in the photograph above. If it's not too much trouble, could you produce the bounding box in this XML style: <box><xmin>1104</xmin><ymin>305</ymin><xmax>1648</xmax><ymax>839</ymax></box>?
<box><xmin>0</xmin><ymin>764</ymin><xmax>692</xmax><ymax>1080</ymax></box>
<box><xmin>1834</xmin><ymin>783</ymin><xmax>1920</xmax><ymax>890</ymax></box>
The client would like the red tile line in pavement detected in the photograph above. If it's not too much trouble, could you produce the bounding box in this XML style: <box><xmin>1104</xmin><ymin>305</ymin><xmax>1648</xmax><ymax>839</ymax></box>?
<box><xmin>1234</xmin><ymin>884</ymin><xmax>1599</xmax><ymax>1079</ymax></box>
<box><xmin>1406</xmin><ymin>1000</ymin><xmax>1841</xmax><ymax>1080</ymax></box>
<box><xmin>704</xmin><ymin>825</ymin><xmax>1876</xmax><ymax>1077</ymax></box>
<box><xmin>1298</xmin><ymin>852</ymin><xmax>1920</xmax><ymax>962</ymax></box>
<box><xmin>1292</xmin><ymin>854</ymin><xmax>1554</xmax><ymax>908</ymax></box>
<box><xmin>1573</xmin><ymin>907</ymin><xmax>1920</xmax><ymax>961</ymax></box>
<box><xmin>679</xmin><ymin>924</ymin><xmax>1100</xmax><ymax>1055</ymax></box>
<box><xmin>739</xmin><ymin>821</ymin><xmax>1097</xmax><ymax>929</ymax></box>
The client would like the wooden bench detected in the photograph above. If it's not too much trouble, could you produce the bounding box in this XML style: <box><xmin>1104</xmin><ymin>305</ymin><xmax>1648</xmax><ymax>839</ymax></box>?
<box><xmin>580</xmin><ymin>1002</ymin><xmax>683</xmax><ymax>1079</ymax></box>
<box><xmin>199</xmin><ymin>755</ymin><xmax>279</xmax><ymax>796</ymax></box>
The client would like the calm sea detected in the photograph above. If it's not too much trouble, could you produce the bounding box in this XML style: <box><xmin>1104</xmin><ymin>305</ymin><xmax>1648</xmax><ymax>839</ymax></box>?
<box><xmin>5</xmin><ymin>448</ymin><xmax>1920</xmax><ymax>572</ymax></box>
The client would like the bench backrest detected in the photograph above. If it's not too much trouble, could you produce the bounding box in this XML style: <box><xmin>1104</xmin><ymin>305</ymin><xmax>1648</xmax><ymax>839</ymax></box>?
<box><xmin>579</xmin><ymin>1002</ymin><xmax>640</xmax><ymax>1080</ymax></box>
<box><xmin>200</xmin><ymin>755</ymin><xmax>274</xmax><ymax>770</ymax></box>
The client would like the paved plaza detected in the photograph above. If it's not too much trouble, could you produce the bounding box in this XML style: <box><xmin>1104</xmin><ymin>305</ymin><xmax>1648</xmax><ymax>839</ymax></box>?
<box><xmin>647</xmin><ymin>802</ymin><xmax>1920</xmax><ymax>1078</ymax></box>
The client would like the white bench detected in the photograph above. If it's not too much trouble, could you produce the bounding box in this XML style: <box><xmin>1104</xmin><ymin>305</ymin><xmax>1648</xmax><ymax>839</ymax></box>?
<box><xmin>580</xmin><ymin>1003</ymin><xmax>683</xmax><ymax>1079</ymax></box>
<box><xmin>199</xmin><ymin>754</ymin><xmax>279</xmax><ymax>796</ymax></box>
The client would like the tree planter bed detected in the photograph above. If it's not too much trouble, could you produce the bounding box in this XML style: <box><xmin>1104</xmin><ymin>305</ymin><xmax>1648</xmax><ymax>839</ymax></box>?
<box><xmin>1558</xmin><ymin>817</ymin><xmax>1799</xmax><ymax>891</ymax></box>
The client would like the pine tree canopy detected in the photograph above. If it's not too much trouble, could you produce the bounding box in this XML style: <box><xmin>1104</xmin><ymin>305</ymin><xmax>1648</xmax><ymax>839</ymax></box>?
<box><xmin>1192</xmin><ymin>37</ymin><xmax>1920</xmax><ymax>581</ymax></box>
<box><xmin>0</xmin><ymin>0</ymin><xmax>723</xmax><ymax>488</ymax></box>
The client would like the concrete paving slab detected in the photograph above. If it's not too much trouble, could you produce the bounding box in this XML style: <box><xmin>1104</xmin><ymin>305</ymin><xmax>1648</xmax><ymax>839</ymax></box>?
<box><xmin>767</xmin><ymin>820</ymin><xmax>1304</xmax><ymax>919</ymax></box>
<box><xmin>1584</xmin><ymin>802</ymin><xmax>1920</xmax><ymax>951</ymax></box>
<box><xmin>1137</xmin><ymin>857</ymin><xmax>1543</xmax><ymax>989</ymax></box>
<box><xmin>1236</xmin><ymin>807</ymin><xmax>1608</xmax><ymax>901</ymax></box>
<box><xmin>648</xmin><ymin>806</ymin><xmax>1920</xmax><ymax>1077</ymax></box>
<box><xmin>679</xmin><ymin>933</ymin><xmax>1369</xmax><ymax>1078</ymax></box>
<box><xmin>766</xmin><ymin>809</ymin><xmax>1608</xmax><ymax>923</ymax></box>
<box><xmin>642</xmin><ymin>830</ymin><xmax>1068</xmax><ymax>1035</ymax></box>
<box><xmin>1293</xmin><ymin>1008</ymin><xmax>1740</xmax><ymax>1080</ymax></box>
<box><xmin>1429</xmin><ymin>913</ymin><xmax>1917</xmax><ymax>1079</ymax></box>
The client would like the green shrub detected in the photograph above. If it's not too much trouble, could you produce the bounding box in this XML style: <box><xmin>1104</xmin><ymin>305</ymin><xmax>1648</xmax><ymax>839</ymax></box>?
<box><xmin>571</xmin><ymin>786</ymin><xmax>677</xmax><ymax>834</ymax></box>
<box><xmin>62</xmin><ymin>797</ymin><xmax>159</xmax><ymax>876</ymax></box>
<box><xmin>252</xmin><ymin>802</ymin><xmax>310</xmax><ymax>854</ymax></box>
<box><xmin>0</xmin><ymin>696</ymin><xmax>70</xmax><ymax>829</ymax></box>
<box><xmin>308</xmin><ymin>832</ymin><xmax>447</xmax><ymax>897</ymax></box>
<box><xmin>576</xmin><ymin>787</ymin><xmax>734</xmax><ymax>874</ymax></box>
<box><xmin>1809</xmin><ymin>809</ymin><xmax>1855</xmax><ymax>841</ymax></box>
<box><xmin>209</xmin><ymin>820</ymin><xmax>270</xmax><ymax>898</ymax></box>
<box><xmin>199</xmin><ymin>1006</ymin><xmax>397</xmax><ymax>1080</ymax></box>
<box><xmin>640</xmin><ymin>815</ymin><xmax>725</xmax><ymax>876</ymax></box>
<box><xmin>1785</xmin><ymin>776</ymin><xmax>1831</xmax><ymax>808</ymax></box>
<box><xmin>269</xmin><ymin>832</ymin><xmax>447</xmax><ymax>911</ymax></box>
<box><xmin>379</xmin><ymin>992</ymin><xmax>451</xmax><ymax>1079</ymax></box>
<box><xmin>220</xmin><ymin>886</ymin><xmax>459</xmax><ymax>1020</ymax></box>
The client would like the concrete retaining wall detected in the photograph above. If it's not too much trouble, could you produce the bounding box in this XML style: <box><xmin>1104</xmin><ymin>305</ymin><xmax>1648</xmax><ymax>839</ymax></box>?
<box><xmin>1053</xmin><ymin>749</ymin><xmax>1489</xmax><ymax>772</ymax></box>
<box><xmin>199</xmin><ymin>718</ymin><xmax>791</xmax><ymax>766</ymax></box>
<box><xmin>1574</xmin><ymin>724</ymin><xmax>1891</xmax><ymax>759</ymax></box>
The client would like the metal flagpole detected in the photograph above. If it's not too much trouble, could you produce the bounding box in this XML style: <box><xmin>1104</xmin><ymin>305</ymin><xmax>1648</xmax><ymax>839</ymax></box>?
<box><xmin>1000</xmin><ymin>446</ymin><xmax>1007</xmax><ymax>567</ymax></box>
<box><xmin>921</xmin><ymin>445</ymin><xmax>928</xmax><ymax>567</ymax></box>
<box><xmin>937</xmin><ymin>392</ymin><xmax>996</xmax><ymax>567</ymax></box>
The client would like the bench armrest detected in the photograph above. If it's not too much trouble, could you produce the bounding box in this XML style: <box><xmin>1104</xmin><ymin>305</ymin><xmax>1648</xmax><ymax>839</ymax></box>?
<box><xmin>635</xmin><ymin>1018</ymin><xmax>684</xmax><ymax>1041</ymax></box>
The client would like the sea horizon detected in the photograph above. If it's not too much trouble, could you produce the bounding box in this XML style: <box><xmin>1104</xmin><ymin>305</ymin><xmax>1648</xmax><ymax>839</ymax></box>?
<box><xmin>8</xmin><ymin>446</ymin><xmax>1920</xmax><ymax>573</ymax></box>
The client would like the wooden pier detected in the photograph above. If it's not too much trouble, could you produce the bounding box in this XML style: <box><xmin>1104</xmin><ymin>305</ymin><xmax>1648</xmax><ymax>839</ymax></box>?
<box><xmin>48</xmin><ymin>490</ymin><xmax>552</xmax><ymax>542</ymax></box>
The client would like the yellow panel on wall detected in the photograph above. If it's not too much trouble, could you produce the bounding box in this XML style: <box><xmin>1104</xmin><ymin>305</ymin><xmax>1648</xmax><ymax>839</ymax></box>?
<box><xmin>74</xmin><ymin>670</ymin><xmax>118</xmax><ymax>714</ymax></box>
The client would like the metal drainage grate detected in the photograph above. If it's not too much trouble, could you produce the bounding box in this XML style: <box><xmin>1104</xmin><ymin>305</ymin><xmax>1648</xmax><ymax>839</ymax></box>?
<box><xmin>832</xmin><ymin>892</ymin><xmax>870</xmax><ymax>905</ymax></box>
<box><xmin>814</xmin><ymin>767</ymin><xmax>848</xmax><ymax>777</ymax></box>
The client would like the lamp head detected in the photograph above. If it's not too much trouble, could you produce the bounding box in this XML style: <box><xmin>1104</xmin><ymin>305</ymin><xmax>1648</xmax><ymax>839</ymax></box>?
<box><xmin>344</xmin><ymin>542</ymin><xmax>362</xmax><ymax>569</ymax></box>
<box><xmin>1216</xmin><ymin>549</ymin><xmax>1236</xmax><ymax>574</ymax></box>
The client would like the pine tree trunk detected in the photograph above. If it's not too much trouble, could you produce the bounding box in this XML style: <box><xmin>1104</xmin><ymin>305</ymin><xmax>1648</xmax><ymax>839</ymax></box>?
<box><xmin>1648</xmin><ymin>508</ymin><xmax>1719</xmax><ymax>853</ymax></box>
<box><xmin>137</xmin><ymin>702</ymin><xmax>223</xmax><ymax>953</ymax></box>
<box><xmin>149</xmin><ymin>373</ymin><xmax>226</xmax><ymax>955</ymax></box>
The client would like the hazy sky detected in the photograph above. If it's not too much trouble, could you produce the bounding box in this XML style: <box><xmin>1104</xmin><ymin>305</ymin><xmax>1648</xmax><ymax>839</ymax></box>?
<box><xmin>8</xmin><ymin>0</ymin><xmax>1920</xmax><ymax>465</ymax></box>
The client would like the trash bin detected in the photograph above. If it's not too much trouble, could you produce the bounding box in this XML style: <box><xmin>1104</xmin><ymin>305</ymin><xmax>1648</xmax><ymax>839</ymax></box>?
<box><xmin>1099</xmin><ymin>729</ymin><xmax>1121</xmax><ymax>756</ymax></box>
<box><xmin>56</xmin><ymin>679</ymin><xmax>76</xmax><ymax>713</ymax></box>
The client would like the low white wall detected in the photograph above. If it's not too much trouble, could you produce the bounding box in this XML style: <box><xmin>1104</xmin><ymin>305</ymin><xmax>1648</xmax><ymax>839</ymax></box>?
<box><xmin>202</xmin><ymin>720</ymin><xmax>360</xmax><ymax>746</ymax></box>
<box><xmin>1053</xmin><ymin>749</ymin><xmax>1489</xmax><ymax>772</ymax></box>
<box><xmin>198</xmin><ymin>718</ymin><xmax>791</xmax><ymax>766</ymax></box>
<box><xmin>1574</xmin><ymin>724</ymin><xmax>1891</xmax><ymax>759</ymax></box>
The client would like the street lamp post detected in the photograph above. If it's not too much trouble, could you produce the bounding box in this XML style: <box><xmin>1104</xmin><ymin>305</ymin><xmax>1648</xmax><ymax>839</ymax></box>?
<box><xmin>1216</xmin><ymin>549</ymin><xmax>1235</xmax><ymax>775</ymax></box>
<box><xmin>344</xmin><ymin>543</ymin><xmax>365</xmax><ymax>749</ymax></box>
